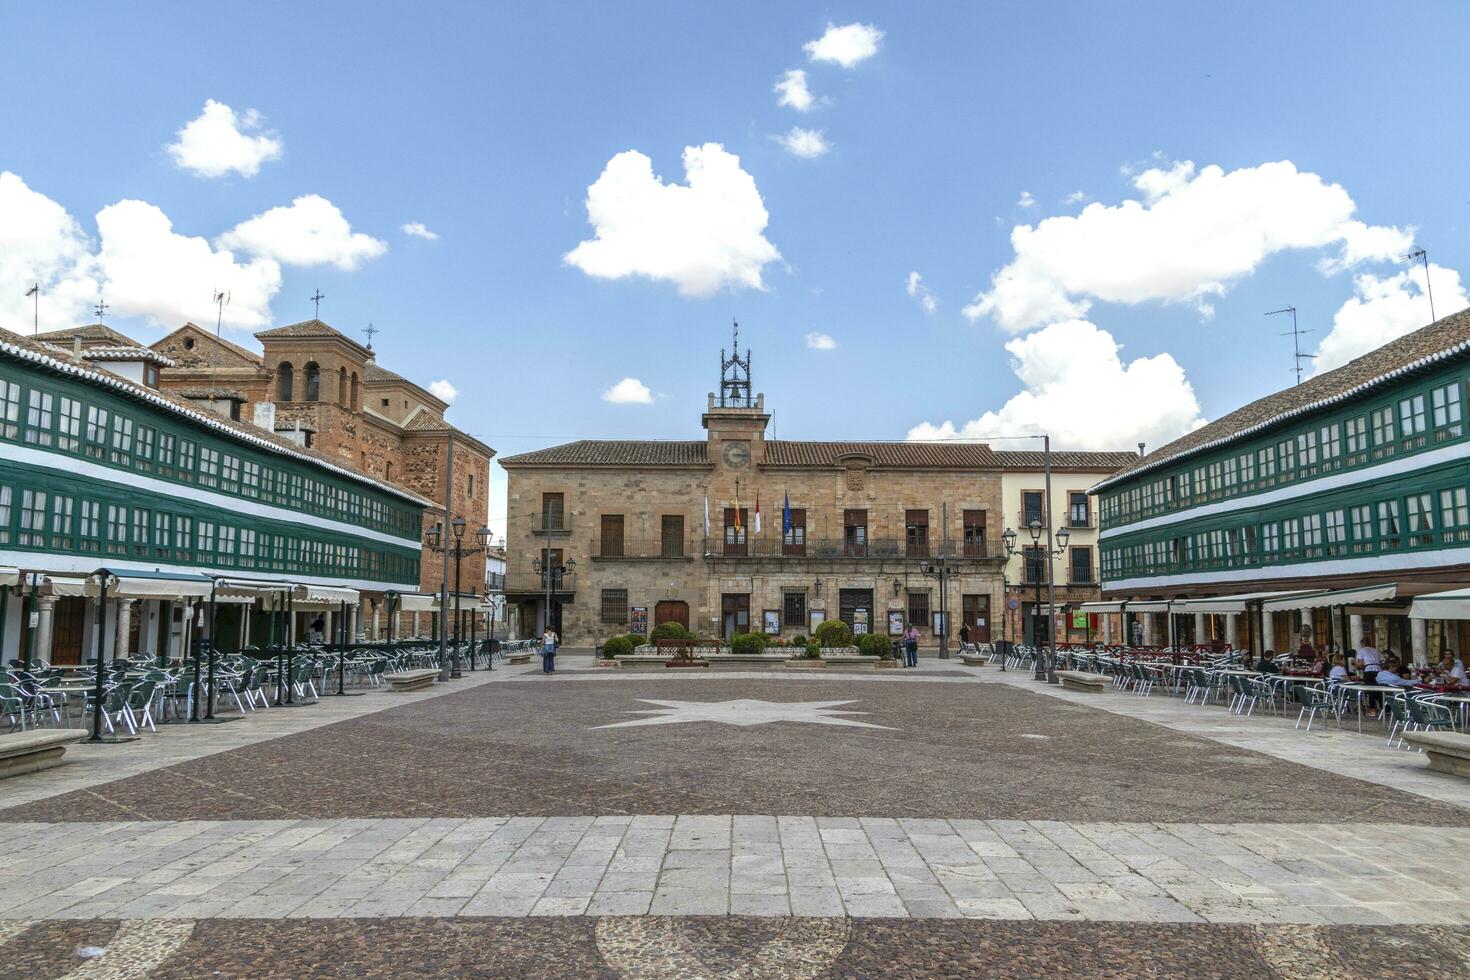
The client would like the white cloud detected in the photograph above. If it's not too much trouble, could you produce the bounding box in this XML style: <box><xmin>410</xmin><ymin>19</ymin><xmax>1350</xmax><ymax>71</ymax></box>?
<box><xmin>564</xmin><ymin>143</ymin><xmax>782</xmax><ymax>297</ymax></box>
<box><xmin>1063</xmin><ymin>190</ymin><xmax>1086</xmax><ymax>205</ymax></box>
<box><xmin>401</xmin><ymin>222</ymin><xmax>438</xmax><ymax>240</ymax></box>
<box><xmin>805</xmin><ymin>332</ymin><xmax>838</xmax><ymax>350</ymax></box>
<box><xmin>216</xmin><ymin>194</ymin><xmax>386</xmax><ymax>271</ymax></box>
<box><xmin>0</xmin><ymin>171</ymin><xmax>100</xmax><ymax>332</ymax></box>
<box><xmin>429</xmin><ymin>379</ymin><xmax>458</xmax><ymax>403</ymax></box>
<box><xmin>1016</xmin><ymin>190</ymin><xmax>1036</xmax><ymax>209</ymax></box>
<box><xmin>965</xmin><ymin>159</ymin><xmax>1414</xmax><ymax>332</ymax></box>
<box><xmin>602</xmin><ymin>377</ymin><xmax>654</xmax><ymax>403</ymax></box>
<box><xmin>1313</xmin><ymin>263</ymin><xmax>1468</xmax><ymax>373</ymax></box>
<box><xmin>774</xmin><ymin>69</ymin><xmax>817</xmax><ymax>111</ymax></box>
<box><xmin>907</xmin><ymin>320</ymin><xmax>1205</xmax><ymax>451</ymax></box>
<box><xmin>804</xmin><ymin>22</ymin><xmax>884</xmax><ymax>68</ymax></box>
<box><xmin>166</xmin><ymin>100</ymin><xmax>283</xmax><ymax>178</ymax></box>
<box><xmin>774</xmin><ymin>127</ymin><xmax>829</xmax><ymax>159</ymax></box>
<box><xmin>95</xmin><ymin>199</ymin><xmax>281</xmax><ymax>329</ymax></box>
<box><xmin>905</xmin><ymin>271</ymin><xmax>937</xmax><ymax>314</ymax></box>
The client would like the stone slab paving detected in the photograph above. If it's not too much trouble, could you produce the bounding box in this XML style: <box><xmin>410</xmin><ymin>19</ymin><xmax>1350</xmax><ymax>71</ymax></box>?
<box><xmin>3</xmin><ymin>815</ymin><xmax>1469</xmax><ymax>926</ymax></box>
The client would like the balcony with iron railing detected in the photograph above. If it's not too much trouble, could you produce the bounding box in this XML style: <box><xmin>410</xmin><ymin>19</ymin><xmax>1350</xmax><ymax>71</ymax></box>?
<box><xmin>702</xmin><ymin>536</ymin><xmax>1004</xmax><ymax>560</ymax></box>
<box><xmin>530</xmin><ymin>515</ymin><xmax>573</xmax><ymax>536</ymax></box>
<box><xmin>504</xmin><ymin>570</ymin><xmax>577</xmax><ymax>594</ymax></box>
<box><xmin>485</xmin><ymin>571</ymin><xmax>506</xmax><ymax>590</ymax></box>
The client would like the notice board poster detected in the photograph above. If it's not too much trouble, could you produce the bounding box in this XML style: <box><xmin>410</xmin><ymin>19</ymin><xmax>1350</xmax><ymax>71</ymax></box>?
<box><xmin>630</xmin><ymin>607</ymin><xmax>648</xmax><ymax>634</ymax></box>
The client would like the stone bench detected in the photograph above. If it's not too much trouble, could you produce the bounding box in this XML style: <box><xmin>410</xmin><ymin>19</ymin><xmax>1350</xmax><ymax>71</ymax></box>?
<box><xmin>1057</xmin><ymin>670</ymin><xmax>1107</xmax><ymax>693</ymax></box>
<box><xmin>783</xmin><ymin>659</ymin><xmax>826</xmax><ymax>669</ymax></box>
<box><xmin>508</xmin><ymin>654</ymin><xmax>533</xmax><ymax>665</ymax></box>
<box><xmin>0</xmin><ymin>729</ymin><xmax>87</xmax><ymax>779</ymax></box>
<box><xmin>820</xmin><ymin>656</ymin><xmax>878</xmax><ymax>669</ymax></box>
<box><xmin>384</xmin><ymin>669</ymin><xmax>439</xmax><ymax>692</ymax></box>
<box><xmin>960</xmin><ymin>653</ymin><xmax>988</xmax><ymax>666</ymax></box>
<box><xmin>1403</xmin><ymin>732</ymin><xmax>1470</xmax><ymax>778</ymax></box>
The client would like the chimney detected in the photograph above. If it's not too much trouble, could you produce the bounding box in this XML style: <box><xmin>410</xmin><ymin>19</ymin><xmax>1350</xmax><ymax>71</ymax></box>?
<box><xmin>1137</xmin><ymin>442</ymin><xmax>1146</xmax><ymax>457</ymax></box>
<box><xmin>73</xmin><ymin>336</ymin><xmax>83</xmax><ymax>360</ymax></box>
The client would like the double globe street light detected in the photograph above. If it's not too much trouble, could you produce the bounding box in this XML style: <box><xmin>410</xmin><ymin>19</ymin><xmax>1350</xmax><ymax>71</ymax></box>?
<box><xmin>1001</xmin><ymin>521</ymin><xmax>1069</xmax><ymax>683</ymax></box>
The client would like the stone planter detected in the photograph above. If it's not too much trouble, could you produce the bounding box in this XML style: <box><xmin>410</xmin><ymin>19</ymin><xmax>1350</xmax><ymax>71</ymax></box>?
<box><xmin>784</xmin><ymin>659</ymin><xmax>826</xmax><ymax>669</ymax></box>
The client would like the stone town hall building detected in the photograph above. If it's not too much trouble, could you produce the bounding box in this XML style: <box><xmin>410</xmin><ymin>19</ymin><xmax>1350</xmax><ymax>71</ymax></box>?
<box><xmin>32</xmin><ymin>319</ymin><xmax>493</xmax><ymax>620</ymax></box>
<box><xmin>500</xmin><ymin>340</ymin><xmax>1135</xmax><ymax>647</ymax></box>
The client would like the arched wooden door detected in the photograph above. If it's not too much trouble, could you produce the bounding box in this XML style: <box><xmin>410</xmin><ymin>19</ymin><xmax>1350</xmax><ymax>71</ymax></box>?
<box><xmin>654</xmin><ymin>600</ymin><xmax>689</xmax><ymax>631</ymax></box>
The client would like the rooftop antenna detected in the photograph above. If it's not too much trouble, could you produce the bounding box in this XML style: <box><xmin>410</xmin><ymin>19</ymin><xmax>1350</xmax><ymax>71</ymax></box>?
<box><xmin>310</xmin><ymin>289</ymin><xmax>325</xmax><ymax>319</ymax></box>
<box><xmin>24</xmin><ymin>282</ymin><xmax>39</xmax><ymax>335</ymax></box>
<box><xmin>212</xmin><ymin>290</ymin><xmax>231</xmax><ymax>390</ymax></box>
<box><xmin>94</xmin><ymin>298</ymin><xmax>110</xmax><ymax>322</ymax></box>
<box><xmin>1405</xmin><ymin>248</ymin><xmax>1436</xmax><ymax>324</ymax></box>
<box><xmin>1266</xmin><ymin>306</ymin><xmax>1313</xmax><ymax>385</ymax></box>
<box><xmin>363</xmin><ymin>321</ymin><xmax>378</xmax><ymax>352</ymax></box>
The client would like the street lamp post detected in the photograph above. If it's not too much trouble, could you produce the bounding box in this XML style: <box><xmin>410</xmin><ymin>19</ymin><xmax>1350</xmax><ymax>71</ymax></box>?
<box><xmin>1025</xmin><ymin>518</ymin><xmax>1070</xmax><ymax>684</ymax></box>
<box><xmin>918</xmin><ymin>504</ymin><xmax>963</xmax><ymax>659</ymax></box>
<box><xmin>425</xmin><ymin>518</ymin><xmax>492</xmax><ymax>680</ymax></box>
<box><xmin>1001</xmin><ymin>526</ymin><xmax>1020</xmax><ymax>671</ymax></box>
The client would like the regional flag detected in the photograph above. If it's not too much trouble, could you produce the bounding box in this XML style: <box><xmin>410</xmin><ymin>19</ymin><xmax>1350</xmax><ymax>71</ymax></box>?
<box><xmin>754</xmin><ymin>493</ymin><xmax>762</xmax><ymax>535</ymax></box>
<box><xmin>783</xmin><ymin>492</ymin><xmax>792</xmax><ymax>534</ymax></box>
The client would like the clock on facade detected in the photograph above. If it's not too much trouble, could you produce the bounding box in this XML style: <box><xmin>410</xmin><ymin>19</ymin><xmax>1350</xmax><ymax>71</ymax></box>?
<box><xmin>722</xmin><ymin>440</ymin><xmax>751</xmax><ymax>469</ymax></box>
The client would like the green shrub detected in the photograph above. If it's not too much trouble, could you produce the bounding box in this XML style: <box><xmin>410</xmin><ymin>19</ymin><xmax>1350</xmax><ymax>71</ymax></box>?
<box><xmin>730</xmin><ymin>632</ymin><xmax>768</xmax><ymax>655</ymax></box>
<box><xmin>625</xmin><ymin>634</ymin><xmax>646</xmax><ymax>649</ymax></box>
<box><xmin>855</xmin><ymin>633</ymin><xmax>890</xmax><ymax>657</ymax></box>
<box><xmin>814</xmin><ymin>620</ymin><xmax>853</xmax><ymax>648</ymax></box>
<box><xmin>790</xmin><ymin>633</ymin><xmax>807</xmax><ymax>647</ymax></box>
<box><xmin>804</xmin><ymin>643</ymin><xmax>821</xmax><ymax>659</ymax></box>
<box><xmin>651</xmin><ymin>621</ymin><xmax>694</xmax><ymax>642</ymax></box>
<box><xmin>602</xmin><ymin>635</ymin><xmax>635</xmax><ymax>659</ymax></box>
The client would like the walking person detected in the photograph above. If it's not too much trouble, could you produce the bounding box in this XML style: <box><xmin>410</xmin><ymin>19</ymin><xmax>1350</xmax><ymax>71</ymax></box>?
<box><xmin>542</xmin><ymin>626</ymin><xmax>558</xmax><ymax>674</ymax></box>
<box><xmin>903</xmin><ymin>623</ymin><xmax>920</xmax><ymax>668</ymax></box>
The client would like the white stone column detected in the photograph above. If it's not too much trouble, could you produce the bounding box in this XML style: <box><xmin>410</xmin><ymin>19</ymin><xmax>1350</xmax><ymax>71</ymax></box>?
<box><xmin>1224</xmin><ymin>613</ymin><xmax>1238</xmax><ymax>650</ymax></box>
<box><xmin>1193</xmin><ymin>613</ymin><xmax>1206</xmax><ymax>646</ymax></box>
<box><xmin>1102</xmin><ymin>613</ymin><xmax>1112</xmax><ymax>644</ymax></box>
<box><xmin>1410</xmin><ymin>617</ymin><xmax>1429</xmax><ymax>667</ymax></box>
<box><xmin>1142</xmin><ymin>613</ymin><xmax>1155</xmax><ymax>646</ymax></box>
<box><xmin>115</xmin><ymin>600</ymin><xmax>133</xmax><ymax>661</ymax></box>
<box><xmin>35</xmin><ymin>595</ymin><xmax>57</xmax><ymax>663</ymax></box>
<box><xmin>1261</xmin><ymin>612</ymin><xmax>1276</xmax><ymax>655</ymax></box>
<box><xmin>357</xmin><ymin>602</ymin><xmax>368</xmax><ymax>642</ymax></box>
<box><xmin>1349</xmin><ymin>614</ymin><xmax>1364</xmax><ymax>651</ymax></box>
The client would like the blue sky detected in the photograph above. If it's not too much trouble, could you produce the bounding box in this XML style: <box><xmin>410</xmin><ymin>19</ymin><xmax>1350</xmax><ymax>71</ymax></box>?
<box><xmin>3</xmin><ymin>2</ymin><xmax>1469</xmax><ymax>537</ymax></box>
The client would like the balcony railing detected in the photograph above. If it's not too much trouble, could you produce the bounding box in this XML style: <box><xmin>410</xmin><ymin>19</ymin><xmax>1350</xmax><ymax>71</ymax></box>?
<box><xmin>530</xmin><ymin>516</ymin><xmax>572</xmax><ymax>535</ymax></box>
<box><xmin>505</xmin><ymin>570</ymin><xmax>577</xmax><ymax>593</ymax></box>
<box><xmin>1066</xmin><ymin>513</ymin><xmax>1094</xmax><ymax>529</ymax></box>
<box><xmin>702</xmin><ymin>536</ymin><xmax>1002</xmax><ymax>560</ymax></box>
<box><xmin>593</xmin><ymin>537</ymin><xmax>694</xmax><ymax>559</ymax></box>
<box><xmin>485</xmin><ymin>572</ymin><xmax>506</xmax><ymax>591</ymax></box>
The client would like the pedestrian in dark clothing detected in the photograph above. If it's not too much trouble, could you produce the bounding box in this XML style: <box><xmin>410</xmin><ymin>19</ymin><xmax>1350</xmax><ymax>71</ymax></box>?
<box><xmin>903</xmin><ymin>625</ymin><xmax>920</xmax><ymax>668</ymax></box>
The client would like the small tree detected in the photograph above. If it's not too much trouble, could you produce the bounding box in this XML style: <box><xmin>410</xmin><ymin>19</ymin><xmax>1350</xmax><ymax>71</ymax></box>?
<box><xmin>814</xmin><ymin>619</ymin><xmax>853</xmax><ymax>648</ymax></box>
<box><xmin>651</xmin><ymin>621</ymin><xmax>694</xmax><ymax>642</ymax></box>
<box><xmin>855</xmin><ymin>633</ymin><xmax>889</xmax><ymax>657</ymax></box>
<box><xmin>602</xmin><ymin>635</ymin><xmax>635</xmax><ymax>659</ymax></box>
<box><xmin>730</xmin><ymin>632</ymin><xmax>769</xmax><ymax>655</ymax></box>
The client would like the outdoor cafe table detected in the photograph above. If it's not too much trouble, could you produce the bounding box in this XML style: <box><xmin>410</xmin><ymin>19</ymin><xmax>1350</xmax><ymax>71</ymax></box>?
<box><xmin>1335</xmin><ymin>683</ymin><xmax>1405</xmax><ymax>732</ymax></box>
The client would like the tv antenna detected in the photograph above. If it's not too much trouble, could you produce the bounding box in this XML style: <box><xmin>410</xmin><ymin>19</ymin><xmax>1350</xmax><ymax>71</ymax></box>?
<box><xmin>212</xmin><ymin>290</ymin><xmax>231</xmax><ymax>389</ymax></box>
<box><xmin>1405</xmin><ymin>248</ymin><xmax>1436</xmax><ymax>324</ymax></box>
<box><xmin>310</xmin><ymin>289</ymin><xmax>325</xmax><ymax>319</ymax></box>
<box><xmin>94</xmin><ymin>298</ymin><xmax>110</xmax><ymax>322</ymax></box>
<box><xmin>24</xmin><ymin>282</ymin><xmax>39</xmax><ymax>334</ymax></box>
<box><xmin>1266</xmin><ymin>306</ymin><xmax>1314</xmax><ymax>385</ymax></box>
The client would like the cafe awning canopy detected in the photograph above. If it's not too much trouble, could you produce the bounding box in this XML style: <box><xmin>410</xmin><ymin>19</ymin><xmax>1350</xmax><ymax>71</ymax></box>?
<box><xmin>44</xmin><ymin>570</ymin><xmax>215</xmax><ymax>600</ymax></box>
<box><xmin>0</xmin><ymin>567</ymin><xmax>19</xmax><ymax>589</ymax></box>
<box><xmin>1409</xmin><ymin>587</ymin><xmax>1470</xmax><ymax>620</ymax></box>
<box><xmin>1168</xmin><ymin>590</ymin><xmax>1313</xmax><ymax>615</ymax></box>
<box><xmin>390</xmin><ymin>592</ymin><xmax>439</xmax><ymax>613</ymax></box>
<box><xmin>296</xmin><ymin>585</ymin><xmax>360</xmax><ymax>608</ymax></box>
<box><xmin>1078</xmin><ymin>600</ymin><xmax>1127</xmax><ymax>614</ymax></box>
<box><xmin>1126</xmin><ymin>599</ymin><xmax>1173</xmax><ymax>613</ymax></box>
<box><xmin>1263</xmin><ymin>582</ymin><xmax>1409</xmax><ymax>613</ymax></box>
<box><xmin>211</xmin><ymin>576</ymin><xmax>297</xmax><ymax>605</ymax></box>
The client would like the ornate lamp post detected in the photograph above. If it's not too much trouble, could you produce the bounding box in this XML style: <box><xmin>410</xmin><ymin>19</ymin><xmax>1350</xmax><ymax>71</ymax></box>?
<box><xmin>425</xmin><ymin>518</ymin><xmax>492</xmax><ymax>678</ymax></box>
<box><xmin>1025</xmin><ymin>518</ymin><xmax>1070</xmax><ymax>683</ymax></box>
<box><xmin>1001</xmin><ymin>526</ymin><xmax>1020</xmax><ymax>671</ymax></box>
<box><xmin>532</xmin><ymin>551</ymin><xmax>575</xmax><ymax>643</ymax></box>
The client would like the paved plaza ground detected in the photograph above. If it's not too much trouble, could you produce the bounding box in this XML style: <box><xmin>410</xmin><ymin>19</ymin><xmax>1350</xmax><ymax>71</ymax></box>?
<box><xmin>3</xmin><ymin>657</ymin><xmax>1469</xmax><ymax>977</ymax></box>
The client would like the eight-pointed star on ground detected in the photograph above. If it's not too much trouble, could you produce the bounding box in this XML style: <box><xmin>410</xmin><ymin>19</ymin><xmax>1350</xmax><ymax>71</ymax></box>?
<box><xmin>592</xmin><ymin>698</ymin><xmax>893</xmax><ymax>730</ymax></box>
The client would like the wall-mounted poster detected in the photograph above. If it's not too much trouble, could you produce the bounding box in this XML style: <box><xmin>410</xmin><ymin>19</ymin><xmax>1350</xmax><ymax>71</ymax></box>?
<box><xmin>809</xmin><ymin>609</ymin><xmax>826</xmax><ymax>630</ymax></box>
<box><xmin>853</xmin><ymin>608</ymin><xmax>869</xmax><ymax>635</ymax></box>
<box><xmin>932</xmin><ymin>611</ymin><xmax>947</xmax><ymax>636</ymax></box>
<box><xmin>888</xmin><ymin>611</ymin><xmax>904</xmax><ymax>635</ymax></box>
<box><xmin>630</xmin><ymin>607</ymin><xmax>648</xmax><ymax>634</ymax></box>
<box><xmin>763</xmin><ymin>610</ymin><xmax>780</xmax><ymax>635</ymax></box>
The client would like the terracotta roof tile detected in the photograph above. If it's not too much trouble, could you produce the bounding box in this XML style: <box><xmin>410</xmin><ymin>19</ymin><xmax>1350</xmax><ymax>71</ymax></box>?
<box><xmin>1095</xmin><ymin>306</ymin><xmax>1470</xmax><ymax>491</ymax></box>
<box><xmin>500</xmin><ymin>440</ymin><xmax>709</xmax><ymax>466</ymax></box>
<box><xmin>33</xmin><ymin>323</ymin><xmax>138</xmax><ymax>346</ymax></box>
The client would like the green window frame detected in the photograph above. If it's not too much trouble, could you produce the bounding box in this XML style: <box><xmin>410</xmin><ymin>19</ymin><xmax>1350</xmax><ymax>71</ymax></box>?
<box><xmin>18</xmin><ymin>489</ymin><xmax>47</xmax><ymax>547</ymax></box>
<box><xmin>25</xmin><ymin>390</ymin><xmax>53</xmax><ymax>446</ymax></box>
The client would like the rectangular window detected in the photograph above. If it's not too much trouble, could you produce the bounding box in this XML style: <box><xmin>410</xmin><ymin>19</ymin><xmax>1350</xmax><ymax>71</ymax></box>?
<box><xmin>1406</xmin><ymin>493</ymin><xmax>1435</xmax><ymax>546</ymax></box>
<box><xmin>1371</xmin><ymin>407</ymin><xmax>1395</xmax><ymax>448</ymax></box>
<box><xmin>1023</xmin><ymin>545</ymin><xmax>1047</xmax><ymax>583</ymax></box>
<box><xmin>84</xmin><ymin>406</ymin><xmax>108</xmax><ymax>458</ymax></box>
<box><xmin>963</xmin><ymin>509</ymin><xmax>987</xmax><ymax>557</ymax></box>
<box><xmin>197</xmin><ymin>520</ymin><xmax>216</xmax><ymax>556</ymax></box>
<box><xmin>1432</xmin><ymin>382</ymin><xmax>1464</xmax><ymax>439</ymax></box>
<box><xmin>1277</xmin><ymin>438</ymin><xmax>1296</xmax><ymax>474</ymax></box>
<box><xmin>1441</xmin><ymin>487</ymin><xmax>1470</xmax><ymax>535</ymax></box>
<box><xmin>1377</xmin><ymin>500</ymin><xmax>1401</xmax><ymax>549</ymax></box>
<box><xmin>157</xmin><ymin>432</ymin><xmax>176</xmax><ymax>476</ymax></box>
<box><xmin>239</xmin><ymin>528</ymin><xmax>256</xmax><ymax>567</ymax></box>
<box><xmin>1349</xmin><ymin>504</ymin><xmax>1373</xmax><ymax>552</ymax></box>
<box><xmin>1068</xmin><ymin>492</ymin><xmax>1090</xmax><ymax>526</ymax></box>
<box><xmin>905</xmin><ymin>508</ymin><xmax>929</xmax><ymax>558</ymax></box>
<box><xmin>78</xmin><ymin>499</ymin><xmax>100</xmax><ymax>552</ymax></box>
<box><xmin>132</xmin><ymin>507</ymin><xmax>150</xmax><ymax>556</ymax></box>
<box><xmin>154</xmin><ymin>512</ymin><xmax>172</xmax><ymax>559</ymax></box>
<box><xmin>0</xmin><ymin>486</ymin><xmax>9</xmax><ymax>544</ymax></box>
<box><xmin>661</xmin><ymin>514</ymin><xmax>685</xmax><ymax>557</ymax></box>
<box><xmin>1399</xmin><ymin>394</ymin><xmax>1428</xmax><ymax>436</ymax></box>
<box><xmin>907</xmin><ymin>590</ymin><xmax>930</xmax><ymax>630</ymax></box>
<box><xmin>1207</xmin><ymin>462</ymin><xmax>1222</xmax><ymax>495</ymax></box>
<box><xmin>18</xmin><ymin>489</ymin><xmax>47</xmax><ymax>547</ymax></box>
<box><xmin>1222</xmin><ymin>457</ymin><xmax>1238</xmax><ymax>492</ymax></box>
<box><xmin>1178</xmin><ymin>470</ymin><xmax>1192</xmax><ymax>504</ymax></box>
<box><xmin>134</xmin><ymin>425</ymin><xmax>154</xmax><ymax>470</ymax></box>
<box><xmin>198</xmin><ymin>447</ymin><xmax>219</xmax><ymax>488</ymax></box>
<box><xmin>1021</xmin><ymin>490</ymin><xmax>1043</xmax><ymax>526</ymax></box>
<box><xmin>1282</xmin><ymin>517</ymin><xmax>1301</xmax><ymax>553</ymax></box>
<box><xmin>600</xmin><ymin>514</ymin><xmax>625</xmax><ymax>557</ymax></box>
<box><xmin>218</xmin><ymin>525</ymin><xmax>236</xmax><ymax>561</ymax></box>
<box><xmin>782</xmin><ymin>508</ymin><xmax>807</xmax><ymax>556</ymax></box>
<box><xmin>242</xmin><ymin>460</ymin><xmax>260</xmax><ymax>498</ymax></box>
<box><xmin>724</xmin><ymin>507</ymin><xmax>749</xmax><ymax>555</ymax></box>
<box><xmin>1319</xmin><ymin>424</ymin><xmax>1341</xmax><ymax>465</ymax></box>
<box><xmin>843</xmin><ymin>508</ymin><xmax>868</xmax><ymax>557</ymax></box>
<box><xmin>177</xmin><ymin>439</ymin><xmax>196</xmax><ymax>482</ymax></box>
<box><xmin>1302</xmin><ymin>514</ymin><xmax>1322</xmax><ymax>554</ymax></box>
<box><xmin>0</xmin><ymin>380</ymin><xmax>19</xmax><ymax>440</ymax></box>
<box><xmin>175</xmin><ymin>515</ymin><xmax>192</xmax><ymax>561</ymax></box>
<box><xmin>1345</xmin><ymin>415</ymin><xmax>1369</xmax><ymax>456</ymax></box>
<box><xmin>50</xmin><ymin>495</ymin><xmax>72</xmax><ymax>549</ymax></box>
<box><xmin>109</xmin><ymin>414</ymin><xmax>133</xmax><ymax>465</ymax></box>
<box><xmin>106</xmin><ymin>504</ymin><xmax>127</xmax><ymax>555</ymax></box>
<box><xmin>24</xmin><ymin>390</ymin><xmax>53</xmax><ymax>446</ymax></box>
<box><xmin>57</xmin><ymin>397</ymin><xmax>81</xmax><ymax>452</ymax></box>
<box><xmin>541</xmin><ymin>492</ymin><xmax>565</xmax><ymax>530</ymax></box>
<box><xmin>1257</xmin><ymin>445</ymin><xmax>1276</xmax><ymax>479</ymax></box>
<box><xmin>1069</xmin><ymin>546</ymin><xmax>1094</xmax><ymax>584</ymax></box>
<box><xmin>221</xmin><ymin>454</ymin><xmax>240</xmax><ymax>493</ymax></box>
<box><xmin>1297</xmin><ymin>430</ymin><xmax>1318</xmax><ymax>467</ymax></box>
<box><xmin>1262</xmin><ymin>521</ymin><xmax>1280</xmax><ymax>559</ymax></box>
<box><xmin>1325</xmin><ymin>509</ymin><xmax>1346</xmax><ymax>553</ymax></box>
<box><xmin>1237</xmin><ymin>452</ymin><xmax>1255</xmax><ymax>486</ymax></box>
<box><xmin>783</xmin><ymin>591</ymin><xmax>806</xmax><ymax>629</ymax></box>
<box><xmin>600</xmin><ymin>588</ymin><xmax>628</xmax><ymax>624</ymax></box>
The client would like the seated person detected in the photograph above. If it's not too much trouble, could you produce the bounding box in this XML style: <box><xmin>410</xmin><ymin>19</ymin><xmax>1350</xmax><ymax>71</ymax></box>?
<box><xmin>1440</xmin><ymin>651</ymin><xmax>1468</xmax><ymax>683</ymax></box>
<box><xmin>1326</xmin><ymin>653</ymin><xmax>1350</xmax><ymax>683</ymax></box>
<box><xmin>1374</xmin><ymin>658</ymin><xmax>1419</xmax><ymax>688</ymax></box>
<box><xmin>1253</xmin><ymin>651</ymin><xmax>1280</xmax><ymax>674</ymax></box>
